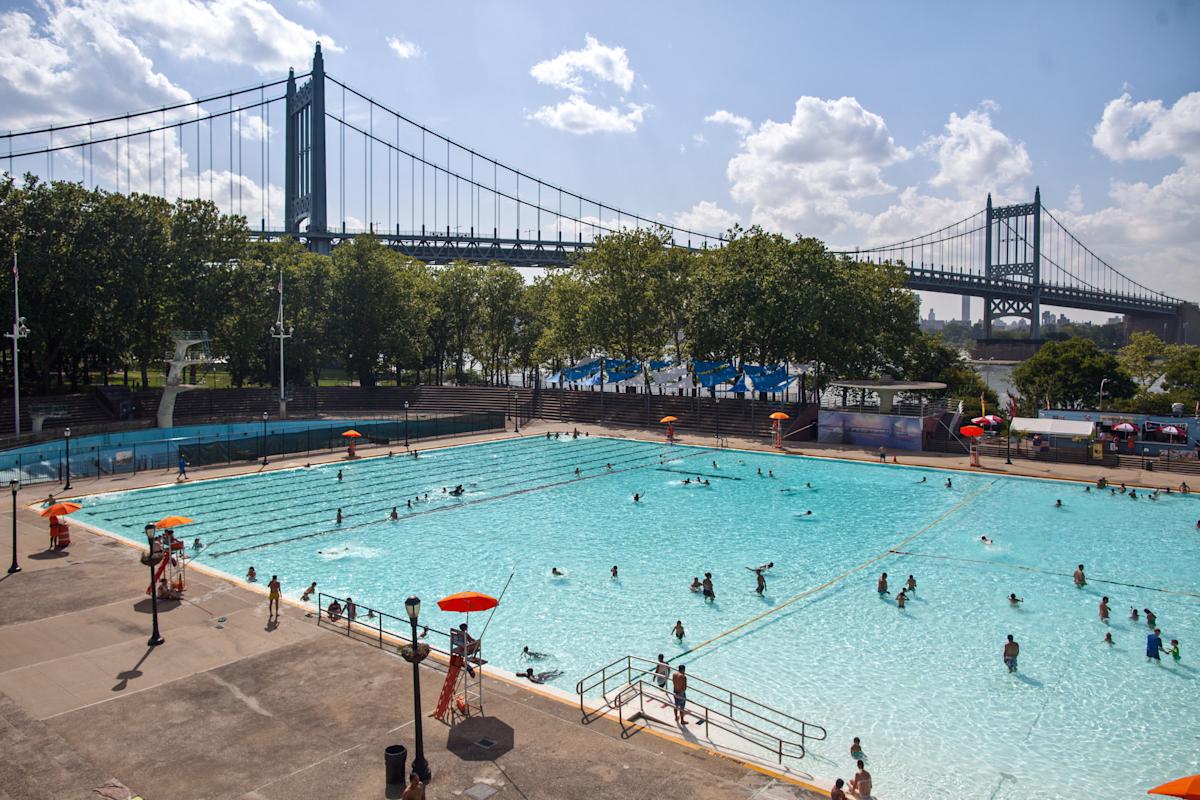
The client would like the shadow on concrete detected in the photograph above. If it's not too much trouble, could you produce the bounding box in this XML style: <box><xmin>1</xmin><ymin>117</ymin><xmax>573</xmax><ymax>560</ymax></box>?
<box><xmin>28</xmin><ymin>549</ymin><xmax>69</xmax><ymax>560</ymax></box>
<box><xmin>112</xmin><ymin>646</ymin><xmax>157</xmax><ymax>692</ymax></box>
<box><xmin>133</xmin><ymin>598</ymin><xmax>182</xmax><ymax>613</ymax></box>
<box><xmin>265</xmin><ymin>617</ymin><xmax>279</xmax><ymax>632</ymax></box>
<box><xmin>445</xmin><ymin>716</ymin><xmax>514</xmax><ymax>762</ymax></box>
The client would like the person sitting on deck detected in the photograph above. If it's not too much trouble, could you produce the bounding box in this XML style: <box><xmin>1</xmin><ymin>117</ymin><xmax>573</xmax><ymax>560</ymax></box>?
<box><xmin>326</xmin><ymin>599</ymin><xmax>343</xmax><ymax>621</ymax></box>
<box><xmin>156</xmin><ymin>577</ymin><xmax>181</xmax><ymax>600</ymax></box>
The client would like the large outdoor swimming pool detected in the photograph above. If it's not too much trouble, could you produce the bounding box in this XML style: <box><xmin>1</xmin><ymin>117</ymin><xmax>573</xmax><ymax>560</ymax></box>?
<box><xmin>69</xmin><ymin>436</ymin><xmax>1199</xmax><ymax>799</ymax></box>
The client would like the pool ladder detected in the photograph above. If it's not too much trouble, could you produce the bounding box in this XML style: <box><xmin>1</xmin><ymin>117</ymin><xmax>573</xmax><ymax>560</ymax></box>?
<box><xmin>575</xmin><ymin>655</ymin><xmax>826</xmax><ymax>764</ymax></box>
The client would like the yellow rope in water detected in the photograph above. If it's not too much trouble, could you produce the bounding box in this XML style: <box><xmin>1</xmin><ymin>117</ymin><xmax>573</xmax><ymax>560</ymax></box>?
<box><xmin>671</xmin><ymin>478</ymin><xmax>1001</xmax><ymax>662</ymax></box>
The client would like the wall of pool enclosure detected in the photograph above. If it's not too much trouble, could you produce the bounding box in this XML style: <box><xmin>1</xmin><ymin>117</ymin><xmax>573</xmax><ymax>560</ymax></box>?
<box><xmin>0</xmin><ymin>412</ymin><xmax>504</xmax><ymax>486</ymax></box>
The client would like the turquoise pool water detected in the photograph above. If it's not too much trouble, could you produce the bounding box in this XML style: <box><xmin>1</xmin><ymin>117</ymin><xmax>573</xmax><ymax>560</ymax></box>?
<box><xmin>70</xmin><ymin>436</ymin><xmax>1199</xmax><ymax>799</ymax></box>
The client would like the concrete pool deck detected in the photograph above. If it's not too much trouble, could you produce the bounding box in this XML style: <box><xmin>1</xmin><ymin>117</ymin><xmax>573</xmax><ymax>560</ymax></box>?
<box><xmin>0</xmin><ymin>418</ymin><xmax>1172</xmax><ymax>799</ymax></box>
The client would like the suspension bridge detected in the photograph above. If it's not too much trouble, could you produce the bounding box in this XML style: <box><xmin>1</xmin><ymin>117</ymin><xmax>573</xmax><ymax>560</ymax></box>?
<box><xmin>1</xmin><ymin>44</ymin><xmax>1192</xmax><ymax>341</ymax></box>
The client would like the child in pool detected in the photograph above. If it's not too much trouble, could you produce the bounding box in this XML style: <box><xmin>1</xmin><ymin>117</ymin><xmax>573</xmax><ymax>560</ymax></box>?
<box><xmin>1168</xmin><ymin>639</ymin><xmax>1181</xmax><ymax>662</ymax></box>
<box><xmin>850</xmin><ymin>737</ymin><xmax>866</xmax><ymax>760</ymax></box>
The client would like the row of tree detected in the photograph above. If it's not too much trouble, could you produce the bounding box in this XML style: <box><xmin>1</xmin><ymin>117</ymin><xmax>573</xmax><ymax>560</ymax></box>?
<box><xmin>0</xmin><ymin>176</ymin><xmax>994</xmax><ymax>409</ymax></box>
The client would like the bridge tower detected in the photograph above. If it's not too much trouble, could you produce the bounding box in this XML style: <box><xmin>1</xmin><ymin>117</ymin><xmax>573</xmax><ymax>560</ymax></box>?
<box><xmin>983</xmin><ymin>188</ymin><xmax>1042</xmax><ymax>339</ymax></box>
<box><xmin>285</xmin><ymin>44</ymin><xmax>329</xmax><ymax>253</ymax></box>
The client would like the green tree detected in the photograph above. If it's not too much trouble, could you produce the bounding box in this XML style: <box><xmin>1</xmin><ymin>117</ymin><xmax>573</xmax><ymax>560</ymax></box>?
<box><xmin>476</xmin><ymin>263</ymin><xmax>524</xmax><ymax>384</ymax></box>
<box><xmin>535</xmin><ymin>272</ymin><xmax>590</xmax><ymax>370</ymax></box>
<box><xmin>1012</xmin><ymin>337</ymin><xmax>1134</xmax><ymax>410</ymax></box>
<box><xmin>432</xmin><ymin>262</ymin><xmax>483</xmax><ymax>383</ymax></box>
<box><xmin>1117</xmin><ymin>331</ymin><xmax>1171</xmax><ymax>397</ymax></box>
<box><xmin>903</xmin><ymin>333</ymin><xmax>998</xmax><ymax>417</ymax></box>
<box><xmin>328</xmin><ymin>237</ymin><xmax>405</xmax><ymax>387</ymax></box>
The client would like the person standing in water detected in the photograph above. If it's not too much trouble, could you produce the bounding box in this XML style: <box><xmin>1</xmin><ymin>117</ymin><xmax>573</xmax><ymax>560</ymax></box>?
<box><xmin>1074</xmin><ymin>564</ymin><xmax>1087</xmax><ymax>588</ymax></box>
<box><xmin>877</xmin><ymin>572</ymin><xmax>889</xmax><ymax>595</ymax></box>
<box><xmin>1003</xmin><ymin>634</ymin><xmax>1019</xmax><ymax>672</ymax></box>
<box><xmin>702</xmin><ymin>573</ymin><xmax>716</xmax><ymax>603</ymax></box>
<box><xmin>672</xmin><ymin>620</ymin><xmax>685</xmax><ymax>641</ymax></box>
<box><xmin>906</xmin><ymin>575</ymin><xmax>917</xmax><ymax>594</ymax></box>
<box><xmin>1099</xmin><ymin>596</ymin><xmax>1110</xmax><ymax>624</ymax></box>
<box><xmin>754</xmin><ymin>569</ymin><xmax>766</xmax><ymax>595</ymax></box>
<box><xmin>1147</xmin><ymin>627</ymin><xmax>1166</xmax><ymax>661</ymax></box>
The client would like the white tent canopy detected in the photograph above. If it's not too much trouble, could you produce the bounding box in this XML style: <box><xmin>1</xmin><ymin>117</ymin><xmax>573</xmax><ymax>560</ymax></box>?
<box><xmin>1010</xmin><ymin>417</ymin><xmax>1095</xmax><ymax>437</ymax></box>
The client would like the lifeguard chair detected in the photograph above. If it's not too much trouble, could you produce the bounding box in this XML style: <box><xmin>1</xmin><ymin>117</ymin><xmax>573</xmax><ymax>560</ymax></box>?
<box><xmin>431</xmin><ymin>591</ymin><xmax>497</xmax><ymax>724</ymax></box>
<box><xmin>144</xmin><ymin>528</ymin><xmax>188</xmax><ymax>597</ymax></box>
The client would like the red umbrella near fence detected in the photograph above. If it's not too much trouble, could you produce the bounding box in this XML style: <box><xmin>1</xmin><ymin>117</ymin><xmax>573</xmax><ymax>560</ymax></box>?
<box><xmin>972</xmin><ymin>414</ymin><xmax>1004</xmax><ymax>426</ymax></box>
<box><xmin>342</xmin><ymin>429</ymin><xmax>362</xmax><ymax>458</ymax></box>
<box><xmin>1113</xmin><ymin>422</ymin><xmax>1137</xmax><ymax>433</ymax></box>
<box><xmin>960</xmin><ymin>425</ymin><xmax>985</xmax><ymax>438</ymax></box>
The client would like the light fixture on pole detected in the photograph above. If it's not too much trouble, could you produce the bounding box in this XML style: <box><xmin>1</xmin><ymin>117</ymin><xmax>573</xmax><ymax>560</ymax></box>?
<box><xmin>63</xmin><ymin>427</ymin><xmax>72</xmax><ymax>491</ymax></box>
<box><xmin>261</xmin><ymin>411</ymin><xmax>269</xmax><ymax>466</ymax></box>
<box><xmin>270</xmin><ymin>268</ymin><xmax>294</xmax><ymax>419</ymax></box>
<box><xmin>1099</xmin><ymin>378</ymin><xmax>1109</xmax><ymax>412</ymax></box>
<box><xmin>7</xmin><ymin>479</ymin><xmax>19</xmax><ymax>575</ymax></box>
<box><xmin>144</xmin><ymin>524</ymin><xmax>164</xmax><ymax>646</ymax></box>
<box><xmin>4</xmin><ymin>250</ymin><xmax>30</xmax><ymax>439</ymax></box>
<box><xmin>402</xmin><ymin>595</ymin><xmax>432</xmax><ymax>783</ymax></box>
<box><xmin>404</xmin><ymin>401</ymin><xmax>409</xmax><ymax>448</ymax></box>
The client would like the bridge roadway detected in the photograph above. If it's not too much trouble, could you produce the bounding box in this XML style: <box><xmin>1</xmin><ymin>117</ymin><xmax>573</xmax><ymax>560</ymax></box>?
<box><xmin>255</xmin><ymin>229</ymin><xmax>1181</xmax><ymax>317</ymax></box>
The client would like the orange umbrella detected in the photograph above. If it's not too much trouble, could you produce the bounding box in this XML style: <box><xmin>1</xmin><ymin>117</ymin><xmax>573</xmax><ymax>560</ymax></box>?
<box><xmin>341</xmin><ymin>430</ymin><xmax>363</xmax><ymax>438</ymax></box>
<box><xmin>155</xmin><ymin>515</ymin><xmax>193</xmax><ymax>529</ymax></box>
<box><xmin>40</xmin><ymin>502</ymin><xmax>81</xmax><ymax>517</ymax></box>
<box><xmin>659</xmin><ymin>416</ymin><xmax>678</xmax><ymax>424</ymax></box>
<box><xmin>437</xmin><ymin>591</ymin><xmax>499</xmax><ymax>613</ymax></box>
<box><xmin>769</xmin><ymin>412</ymin><xmax>790</xmax><ymax>420</ymax></box>
<box><xmin>1148</xmin><ymin>775</ymin><xmax>1200</xmax><ymax>799</ymax></box>
<box><xmin>960</xmin><ymin>425</ymin><xmax>985</xmax><ymax>437</ymax></box>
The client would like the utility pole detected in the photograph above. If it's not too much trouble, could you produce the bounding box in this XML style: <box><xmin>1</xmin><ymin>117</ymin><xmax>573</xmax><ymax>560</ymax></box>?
<box><xmin>271</xmin><ymin>268</ymin><xmax>294</xmax><ymax>418</ymax></box>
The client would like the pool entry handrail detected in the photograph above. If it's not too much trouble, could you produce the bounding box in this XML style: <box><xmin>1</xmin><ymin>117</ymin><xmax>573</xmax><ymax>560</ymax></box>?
<box><xmin>315</xmin><ymin>591</ymin><xmax>456</xmax><ymax>657</ymax></box>
<box><xmin>575</xmin><ymin>654</ymin><xmax>826</xmax><ymax>763</ymax></box>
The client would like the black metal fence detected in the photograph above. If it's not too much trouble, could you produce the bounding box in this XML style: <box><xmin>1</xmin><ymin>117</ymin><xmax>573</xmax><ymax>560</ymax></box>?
<box><xmin>0</xmin><ymin>411</ymin><xmax>504</xmax><ymax>487</ymax></box>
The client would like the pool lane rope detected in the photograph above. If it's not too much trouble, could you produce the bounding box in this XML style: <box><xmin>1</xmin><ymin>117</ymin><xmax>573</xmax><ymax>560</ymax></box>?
<box><xmin>670</xmin><ymin>478</ymin><xmax>1002</xmax><ymax>663</ymax></box>
<box><xmin>888</xmin><ymin>550</ymin><xmax>1200</xmax><ymax>599</ymax></box>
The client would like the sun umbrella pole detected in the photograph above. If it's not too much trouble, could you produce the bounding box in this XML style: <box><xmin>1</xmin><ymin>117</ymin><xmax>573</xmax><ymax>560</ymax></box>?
<box><xmin>477</xmin><ymin>570</ymin><xmax>515</xmax><ymax>642</ymax></box>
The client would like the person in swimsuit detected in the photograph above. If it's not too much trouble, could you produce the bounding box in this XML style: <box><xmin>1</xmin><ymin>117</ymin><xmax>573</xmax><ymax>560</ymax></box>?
<box><xmin>551</xmin><ymin>567</ymin><xmax>564</xmax><ymax>576</ymax></box>
<box><xmin>850</xmin><ymin>737</ymin><xmax>866</xmax><ymax>760</ymax></box>
<box><xmin>611</xmin><ymin>565</ymin><xmax>618</xmax><ymax>578</ymax></box>
<box><xmin>1055</xmin><ymin>499</ymin><xmax>1062</xmax><ymax>507</ymax></box>
<box><xmin>1144</xmin><ymin>608</ymin><xmax>1157</xmax><ymax>627</ymax></box>
<box><xmin>671</xmin><ymin>664</ymin><xmax>688</xmax><ymax>725</ymax></box>
<box><xmin>702</xmin><ymin>573</ymin><xmax>715</xmax><ymax>603</ymax></box>
<box><xmin>326</xmin><ymin>599</ymin><xmax>343</xmax><ymax>622</ymax></box>
<box><xmin>246</xmin><ymin>566</ymin><xmax>257</xmax><ymax>582</ymax></box>
<box><xmin>896</xmin><ymin>589</ymin><xmax>908</xmax><ymax>609</ymax></box>
<box><xmin>336</xmin><ymin>508</ymin><xmax>343</xmax><ymax>524</ymax></box>
<box><xmin>1003</xmin><ymin>634</ymin><xmax>1019</xmax><ymax>672</ymax></box>
<box><xmin>673</xmin><ymin>620</ymin><xmax>685</xmax><ymax>641</ymax></box>
<box><xmin>849</xmin><ymin>761</ymin><xmax>872</xmax><ymax>797</ymax></box>
<box><xmin>945</xmin><ymin>478</ymin><xmax>953</xmax><ymax>488</ymax></box>
<box><xmin>301</xmin><ymin>581</ymin><xmax>317</xmax><ymax>602</ymax></box>
<box><xmin>633</xmin><ymin>493</ymin><xmax>640</xmax><ymax>503</ymax></box>
<box><xmin>1147</xmin><ymin>628</ymin><xmax>1165</xmax><ymax>661</ymax></box>
<box><xmin>337</xmin><ymin>469</ymin><xmax>343</xmax><ymax>481</ymax></box>
<box><xmin>1168</xmin><ymin>639</ymin><xmax>1181</xmax><ymax>662</ymax></box>
<box><xmin>830</xmin><ymin>778</ymin><xmax>847</xmax><ymax>800</ymax></box>
<box><xmin>1008</xmin><ymin>593</ymin><xmax>1023</xmax><ymax>606</ymax></box>
<box><xmin>654</xmin><ymin>654</ymin><xmax>670</xmax><ymax>688</ymax></box>
<box><xmin>1099</xmin><ymin>596</ymin><xmax>1110</xmax><ymax>624</ymax></box>
<box><xmin>345</xmin><ymin>597</ymin><xmax>357</xmax><ymax>623</ymax></box>
<box><xmin>1073</xmin><ymin>564</ymin><xmax>1086</xmax><ymax>587</ymax></box>
<box><xmin>689</xmin><ymin>577</ymin><xmax>702</xmax><ymax>592</ymax></box>
<box><xmin>521</xmin><ymin>646</ymin><xmax>551</xmax><ymax>660</ymax></box>
<box><xmin>1103</xmin><ymin>631</ymin><xmax>1114</xmax><ymax>646</ymax></box>
<box><xmin>401</xmin><ymin>771</ymin><xmax>425</xmax><ymax>800</ymax></box>
<box><xmin>754</xmin><ymin>569</ymin><xmax>766</xmax><ymax>595</ymax></box>
<box><xmin>877</xmin><ymin>572</ymin><xmax>889</xmax><ymax>595</ymax></box>
<box><xmin>390</xmin><ymin>507</ymin><xmax>399</xmax><ymax>520</ymax></box>
<box><xmin>267</xmin><ymin>575</ymin><xmax>281</xmax><ymax>618</ymax></box>
<box><xmin>980</xmin><ymin>535</ymin><xmax>993</xmax><ymax>545</ymax></box>
<box><xmin>906</xmin><ymin>575</ymin><xmax>917</xmax><ymax>594</ymax></box>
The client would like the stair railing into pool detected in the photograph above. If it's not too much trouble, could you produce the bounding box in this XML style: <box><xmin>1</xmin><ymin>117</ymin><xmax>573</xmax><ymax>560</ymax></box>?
<box><xmin>575</xmin><ymin>654</ymin><xmax>826</xmax><ymax>764</ymax></box>
<box><xmin>315</xmin><ymin>592</ymin><xmax>456</xmax><ymax>658</ymax></box>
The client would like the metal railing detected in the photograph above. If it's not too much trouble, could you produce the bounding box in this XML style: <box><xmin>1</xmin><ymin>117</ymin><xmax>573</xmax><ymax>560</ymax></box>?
<box><xmin>315</xmin><ymin>592</ymin><xmax>456</xmax><ymax>657</ymax></box>
<box><xmin>0</xmin><ymin>410</ymin><xmax>503</xmax><ymax>487</ymax></box>
<box><xmin>575</xmin><ymin>655</ymin><xmax>826</xmax><ymax>764</ymax></box>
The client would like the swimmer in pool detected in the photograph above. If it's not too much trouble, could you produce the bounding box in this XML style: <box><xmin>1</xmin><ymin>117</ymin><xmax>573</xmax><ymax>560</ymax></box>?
<box><xmin>896</xmin><ymin>589</ymin><xmax>908</xmax><ymax>609</ymax></box>
<box><xmin>877</xmin><ymin>572</ymin><xmax>889</xmax><ymax>595</ymax></box>
<box><xmin>673</xmin><ymin>620</ymin><xmax>685</xmax><ymax>640</ymax></box>
<box><xmin>702</xmin><ymin>573</ymin><xmax>716</xmax><ymax>602</ymax></box>
<box><xmin>689</xmin><ymin>576</ymin><xmax>702</xmax><ymax>592</ymax></box>
<box><xmin>551</xmin><ymin>567</ymin><xmax>565</xmax><ymax>576</ymax></box>
<box><xmin>192</xmin><ymin>538</ymin><xmax>203</xmax><ymax>550</ymax></box>
<box><xmin>611</xmin><ymin>565</ymin><xmax>618</xmax><ymax>579</ymax></box>
<box><xmin>1099</xmin><ymin>596</ymin><xmax>1110</xmax><ymax>624</ymax></box>
<box><xmin>1168</xmin><ymin>639</ymin><xmax>1180</xmax><ymax>662</ymax></box>
<box><xmin>850</xmin><ymin>737</ymin><xmax>866</xmax><ymax>760</ymax></box>
<box><xmin>336</xmin><ymin>508</ymin><xmax>343</xmax><ymax>524</ymax></box>
<box><xmin>803</xmin><ymin>509</ymin><xmax>812</xmax><ymax>516</ymax></box>
<box><xmin>980</xmin><ymin>535</ymin><xmax>993</xmax><ymax>545</ymax></box>
<box><xmin>521</xmin><ymin>646</ymin><xmax>551</xmax><ymax>660</ymax></box>
<box><xmin>754</xmin><ymin>569</ymin><xmax>766</xmax><ymax>595</ymax></box>
<box><xmin>712</xmin><ymin>461</ymin><xmax>718</xmax><ymax>468</ymax></box>
<box><xmin>1144</xmin><ymin>608</ymin><xmax>1157</xmax><ymax>627</ymax></box>
<box><xmin>906</xmin><ymin>575</ymin><xmax>917</xmax><ymax>593</ymax></box>
<box><xmin>757</xmin><ymin>468</ymin><xmax>763</xmax><ymax>476</ymax></box>
<box><xmin>1055</xmin><ymin>499</ymin><xmax>1062</xmax><ymax>507</ymax></box>
<box><xmin>768</xmin><ymin>470</ymin><xmax>774</xmax><ymax>478</ymax></box>
<box><xmin>390</xmin><ymin>507</ymin><xmax>398</xmax><ymax>520</ymax></box>
<box><xmin>1130</xmin><ymin>607</ymin><xmax>1139</xmax><ymax>622</ymax></box>
<box><xmin>1085</xmin><ymin>486</ymin><xmax>1091</xmax><ymax>493</ymax></box>
<box><xmin>1104</xmin><ymin>631</ymin><xmax>1114</xmax><ymax>646</ymax></box>
<box><xmin>1074</xmin><ymin>564</ymin><xmax>1087</xmax><ymax>588</ymax></box>
<box><xmin>682</xmin><ymin>478</ymin><xmax>690</xmax><ymax>485</ymax></box>
<box><xmin>918</xmin><ymin>476</ymin><xmax>927</xmax><ymax>483</ymax></box>
<box><xmin>633</xmin><ymin>493</ymin><xmax>641</xmax><ymax>503</ymax></box>
<box><xmin>946</xmin><ymin>478</ymin><xmax>953</xmax><ymax>488</ymax></box>
<box><xmin>301</xmin><ymin>581</ymin><xmax>317</xmax><ymax>601</ymax></box>
<box><xmin>606</xmin><ymin>463</ymin><xmax>613</xmax><ymax>470</ymax></box>
<box><xmin>574</xmin><ymin>467</ymin><xmax>581</xmax><ymax>476</ymax></box>
<box><xmin>406</xmin><ymin>499</ymin><xmax>412</xmax><ymax>509</ymax></box>
<box><xmin>1008</xmin><ymin>593</ymin><xmax>1022</xmax><ymax>606</ymax></box>
<box><xmin>337</xmin><ymin>469</ymin><xmax>343</xmax><ymax>482</ymax></box>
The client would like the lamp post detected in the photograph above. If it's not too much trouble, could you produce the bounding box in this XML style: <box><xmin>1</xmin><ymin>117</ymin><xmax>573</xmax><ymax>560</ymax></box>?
<box><xmin>4</xmin><ymin>250</ymin><xmax>29</xmax><ymax>439</ymax></box>
<box><xmin>261</xmin><ymin>411</ymin><xmax>268</xmax><ymax>466</ymax></box>
<box><xmin>144</xmin><ymin>524</ymin><xmax>164</xmax><ymax>646</ymax></box>
<box><xmin>63</xmin><ymin>427</ymin><xmax>71</xmax><ymax>491</ymax></box>
<box><xmin>271</xmin><ymin>268</ymin><xmax>294</xmax><ymax>419</ymax></box>
<box><xmin>714</xmin><ymin>397</ymin><xmax>720</xmax><ymax>444</ymax></box>
<box><xmin>403</xmin><ymin>595</ymin><xmax>431</xmax><ymax>783</ymax></box>
<box><xmin>404</xmin><ymin>401</ymin><xmax>409</xmax><ymax>448</ymax></box>
<box><xmin>1099</xmin><ymin>378</ymin><xmax>1109</xmax><ymax>412</ymax></box>
<box><xmin>7</xmin><ymin>479</ymin><xmax>19</xmax><ymax>574</ymax></box>
<box><xmin>1005</xmin><ymin>422</ymin><xmax>1013</xmax><ymax>465</ymax></box>
<box><xmin>512</xmin><ymin>390</ymin><xmax>520</xmax><ymax>434</ymax></box>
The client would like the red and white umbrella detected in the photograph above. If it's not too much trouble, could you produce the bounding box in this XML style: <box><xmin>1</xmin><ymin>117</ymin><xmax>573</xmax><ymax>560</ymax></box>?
<box><xmin>1112</xmin><ymin>422</ymin><xmax>1137</xmax><ymax>433</ymax></box>
<box><xmin>1161</xmin><ymin>425</ymin><xmax>1183</xmax><ymax>436</ymax></box>
<box><xmin>973</xmin><ymin>414</ymin><xmax>1004</xmax><ymax>426</ymax></box>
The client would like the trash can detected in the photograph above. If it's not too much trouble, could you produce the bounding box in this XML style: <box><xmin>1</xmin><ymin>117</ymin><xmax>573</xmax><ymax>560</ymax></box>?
<box><xmin>384</xmin><ymin>744</ymin><xmax>408</xmax><ymax>786</ymax></box>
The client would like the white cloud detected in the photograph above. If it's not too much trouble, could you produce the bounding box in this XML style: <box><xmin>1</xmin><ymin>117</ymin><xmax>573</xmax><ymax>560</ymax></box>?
<box><xmin>530</xmin><ymin>35</ymin><xmax>634</xmax><ymax>93</ymax></box>
<box><xmin>692</xmin><ymin>132</ymin><xmax>706</xmax><ymax>147</ymax></box>
<box><xmin>529</xmin><ymin>95</ymin><xmax>648</xmax><ymax>135</ymax></box>
<box><xmin>723</xmin><ymin>96</ymin><xmax>909</xmax><ymax>236</ymax></box>
<box><xmin>704</xmin><ymin>109</ymin><xmax>752</xmax><ymax>136</ymax></box>
<box><xmin>673</xmin><ymin>201</ymin><xmax>738</xmax><ymax>234</ymax></box>
<box><xmin>1065</xmin><ymin>184</ymin><xmax>1083</xmax><ymax>213</ymax></box>
<box><xmin>922</xmin><ymin>108</ymin><xmax>1031</xmax><ymax>196</ymax></box>
<box><xmin>1092</xmin><ymin>91</ymin><xmax>1200</xmax><ymax>162</ymax></box>
<box><xmin>386</xmin><ymin>36</ymin><xmax>421</xmax><ymax>60</ymax></box>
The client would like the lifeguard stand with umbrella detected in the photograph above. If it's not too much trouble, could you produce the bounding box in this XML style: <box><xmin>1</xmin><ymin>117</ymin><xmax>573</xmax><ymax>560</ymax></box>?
<box><xmin>769</xmin><ymin>411</ymin><xmax>790</xmax><ymax>449</ymax></box>
<box><xmin>660</xmin><ymin>416</ymin><xmax>678</xmax><ymax>442</ymax></box>
<box><xmin>342</xmin><ymin>429</ymin><xmax>362</xmax><ymax>458</ymax></box>
<box><xmin>960</xmin><ymin>424</ymin><xmax>985</xmax><ymax>467</ymax></box>
<box><xmin>433</xmin><ymin>590</ymin><xmax>501</xmax><ymax>725</ymax></box>
<box><xmin>40</xmin><ymin>501</ymin><xmax>80</xmax><ymax>549</ymax></box>
<box><xmin>1148</xmin><ymin>774</ymin><xmax>1200</xmax><ymax>799</ymax></box>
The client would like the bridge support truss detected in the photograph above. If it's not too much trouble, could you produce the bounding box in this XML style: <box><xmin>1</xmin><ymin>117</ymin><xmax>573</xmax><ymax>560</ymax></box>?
<box><xmin>983</xmin><ymin>188</ymin><xmax>1041</xmax><ymax>339</ymax></box>
<box><xmin>285</xmin><ymin>44</ymin><xmax>328</xmax><ymax>252</ymax></box>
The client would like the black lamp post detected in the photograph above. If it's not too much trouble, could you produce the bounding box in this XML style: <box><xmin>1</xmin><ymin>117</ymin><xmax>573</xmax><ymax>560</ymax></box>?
<box><xmin>261</xmin><ymin>411</ymin><xmax>268</xmax><ymax>466</ymax></box>
<box><xmin>715</xmin><ymin>397</ymin><xmax>720</xmax><ymax>444</ymax></box>
<box><xmin>512</xmin><ymin>391</ymin><xmax>520</xmax><ymax>434</ymax></box>
<box><xmin>144</xmin><ymin>524</ymin><xmax>164</xmax><ymax>646</ymax></box>
<box><xmin>1005</xmin><ymin>423</ymin><xmax>1013</xmax><ymax>465</ymax></box>
<box><xmin>63</xmin><ymin>426</ymin><xmax>71</xmax><ymax>490</ymax></box>
<box><xmin>7</xmin><ymin>479</ymin><xmax>20</xmax><ymax>574</ymax></box>
<box><xmin>404</xmin><ymin>401</ymin><xmax>409</xmax><ymax>448</ymax></box>
<box><xmin>403</xmin><ymin>595</ymin><xmax>431</xmax><ymax>783</ymax></box>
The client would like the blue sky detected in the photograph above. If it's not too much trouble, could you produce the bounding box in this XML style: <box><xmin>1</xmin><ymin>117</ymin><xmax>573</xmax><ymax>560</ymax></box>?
<box><xmin>1</xmin><ymin>0</ymin><xmax>1198</xmax><ymax>321</ymax></box>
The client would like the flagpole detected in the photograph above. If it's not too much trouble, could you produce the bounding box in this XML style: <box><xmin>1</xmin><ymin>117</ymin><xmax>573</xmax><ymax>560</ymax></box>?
<box><xmin>270</xmin><ymin>268</ymin><xmax>292</xmax><ymax>419</ymax></box>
